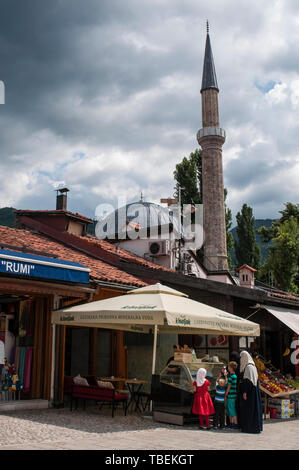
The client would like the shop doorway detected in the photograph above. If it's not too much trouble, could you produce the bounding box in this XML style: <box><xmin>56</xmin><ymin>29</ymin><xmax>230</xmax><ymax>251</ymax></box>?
<box><xmin>0</xmin><ymin>294</ymin><xmax>52</xmax><ymax>400</ymax></box>
<box><xmin>265</xmin><ymin>331</ymin><xmax>280</xmax><ymax>370</ymax></box>
<box><xmin>64</xmin><ymin>327</ymin><xmax>119</xmax><ymax>378</ymax></box>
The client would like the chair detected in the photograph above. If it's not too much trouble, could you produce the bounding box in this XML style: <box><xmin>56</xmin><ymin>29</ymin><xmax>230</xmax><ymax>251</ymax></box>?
<box><xmin>135</xmin><ymin>375</ymin><xmax>161</xmax><ymax>413</ymax></box>
<box><xmin>136</xmin><ymin>391</ymin><xmax>151</xmax><ymax>412</ymax></box>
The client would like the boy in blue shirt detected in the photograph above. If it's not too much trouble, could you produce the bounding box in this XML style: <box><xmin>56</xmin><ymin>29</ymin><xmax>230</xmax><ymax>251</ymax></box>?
<box><xmin>213</xmin><ymin>375</ymin><xmax>227</xmax><ymax>429</ymax></box>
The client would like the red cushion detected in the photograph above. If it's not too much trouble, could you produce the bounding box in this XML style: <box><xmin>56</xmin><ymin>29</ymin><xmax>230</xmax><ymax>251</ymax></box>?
<box><xmin>115</xmin><ymin>393</ymin><xmax>128</xmax><ymax>401</ymax></box>
<box><xmin>71</xmin><ymin>384</ymin><xmax>127</xmax><ymax>403</ymax></box>
<box><xmin>72</xmin><ymin>385</ymin><xmax>115</xmax><ymax>400</ymax></box>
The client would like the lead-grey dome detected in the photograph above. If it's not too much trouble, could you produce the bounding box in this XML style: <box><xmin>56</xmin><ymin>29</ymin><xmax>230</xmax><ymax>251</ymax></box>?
<box><xmin>96</xmin><ymin>201</ymin><xmax>180</xmax><ymax>240</ymax></box>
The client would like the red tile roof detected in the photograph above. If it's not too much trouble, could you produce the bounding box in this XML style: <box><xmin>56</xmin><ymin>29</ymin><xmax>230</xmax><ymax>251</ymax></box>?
<box><xmin>236</xmin><ymin>264</ymin><xmax>257</xmax><ymax>273</ymax></box>
<box><xmin>0</xmin><ymin>225</ymin><xmax>147</xmax><ymax>287</ymax></box>
<box><xmin>267</xmin><ymin>290</ymin><xmax>299</xmax><ymax>301</ymax></box>
<box><xmin>16</xmin><ymin>212</ymin><xmax>175</xmax><ymax>274</ymax></box>
<box><xmin>82</xmin><ymin>234</ymin><xmax>175</xmax><ymax>272</ymax></box>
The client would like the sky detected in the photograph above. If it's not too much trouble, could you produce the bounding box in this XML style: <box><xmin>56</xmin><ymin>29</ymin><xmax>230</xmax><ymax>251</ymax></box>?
<box><xmin>0</xmin><ymin>0</ymin><xmax>298</xmax><ymax>223</ymax></box>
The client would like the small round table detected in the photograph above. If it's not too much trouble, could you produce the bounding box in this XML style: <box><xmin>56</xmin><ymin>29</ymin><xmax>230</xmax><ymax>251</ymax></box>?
<box><xmin>125</xmin><ymin>379</ymin><xmax>148</xmax><ymax>413</ymax></box>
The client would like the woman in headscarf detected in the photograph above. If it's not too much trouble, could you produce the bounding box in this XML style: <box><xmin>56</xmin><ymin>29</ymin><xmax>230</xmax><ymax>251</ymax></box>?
<box><xmin>238</xmin><ymin>351</ymin><xmax>263</xmax><ymax>433</ymax></box>
<box><xmin>192</xmin><ymin>368</ymin><xmax>215</xmax><ymax>430</ymax></box>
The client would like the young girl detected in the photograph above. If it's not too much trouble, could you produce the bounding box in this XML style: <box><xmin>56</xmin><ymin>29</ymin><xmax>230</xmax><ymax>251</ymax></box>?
<box><xmin>192</xmin><ymin>368</ymin><xmax>215</xmax><ymax>430</ymax></box>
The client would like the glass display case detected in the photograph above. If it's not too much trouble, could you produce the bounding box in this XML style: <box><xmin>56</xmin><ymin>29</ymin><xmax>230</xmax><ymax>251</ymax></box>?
<box><xmin>152</xmin><ymin>360</ymin><xmax>224</xmax><ymax>426</ymax></box>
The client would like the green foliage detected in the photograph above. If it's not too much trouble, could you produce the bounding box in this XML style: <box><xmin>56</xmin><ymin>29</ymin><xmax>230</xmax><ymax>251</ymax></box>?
<box><xmin>173</xmin><ymin>149</ymin><xmax>202</xmax><ymax>205</ymax></box>
<box><xmin>224</xmin><ymin>189</ymin><xmax>234</xmax><ymax>269</ymax></box>
<box><xmin>87</xmin><ymin>221</ymin><xmax>96</xmax><ymax>235</ymax></box>
<box><xmin>173</xmin><ymin>149</ymin><xmax>233</xmax><ymax>269</ymax></box>
<box><xmin>258</xmin><ymin>203</ymin><xmax>299</xmax><ymax>293</ymax></box>
<box><xmin>234</xmin><ymin>204</ymin><xmax>261</xmax><ymax>270</ymax></box>
<box><xmin>260</xmin><ymin>217</ymin><xmax>299</xmax><ymax>293</ymax></box>
<box><xmin>0</xmin><ymin>207</ymin><xmax>15</xmax><ymax>227</ymax></box>
<box><xmin>230</xmin><ymin>219</ymin><xmax>274</xmax><ymax>266</ymax></box>
<box><xmin>257</xmin><ymin>202</ymin><xmax>299</xmax><ymax>243</ymax></box>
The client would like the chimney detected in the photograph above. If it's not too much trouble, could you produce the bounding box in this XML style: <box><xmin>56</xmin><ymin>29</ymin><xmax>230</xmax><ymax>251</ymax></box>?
<box><xmin>56</xmin><ymin>187</ymin><xmax>69</xmax><ymax>211</ymax></box>
<box><xmin>236</xmin><ymin>264</ymin><xmax>257</xmax><ymax>289</ymax></box>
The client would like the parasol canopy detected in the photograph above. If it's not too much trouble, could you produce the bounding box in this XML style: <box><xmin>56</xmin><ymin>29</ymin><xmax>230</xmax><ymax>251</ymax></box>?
<box><xmin>52</xmin><ymin>283</ymin><xmax>260</xmax><ymax>337</ymax></box>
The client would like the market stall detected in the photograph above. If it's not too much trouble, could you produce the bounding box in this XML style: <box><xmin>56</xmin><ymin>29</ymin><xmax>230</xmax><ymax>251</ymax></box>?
<box><xmin>254</xmin><ymin>355</ymin><xmax>299</xmax><ymax>419</ymax></box>
<box><xmin>52</xmin><ymin>283</ymin><xmax>260</xmax><ymax>376</ymax></box>
<box><xmin>152</xmin><ymin>352</ymin><xmax>224</xmax><ymax>425</ymax></box>
<box><xmin>53</xmin><ymin>282</ymin><xmax>260</xmax><ymax>416</ymax></box>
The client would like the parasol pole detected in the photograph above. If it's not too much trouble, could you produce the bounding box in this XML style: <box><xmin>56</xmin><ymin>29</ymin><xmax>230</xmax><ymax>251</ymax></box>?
<box><xmin>149</xmin><ymin>324</ymin><xmax>158</xmax><ymax>414</ymax></box>
<box><xmin>152</xmin><ymin>324</ymin><xmax>158</xmax><ymax>375</ymax></box>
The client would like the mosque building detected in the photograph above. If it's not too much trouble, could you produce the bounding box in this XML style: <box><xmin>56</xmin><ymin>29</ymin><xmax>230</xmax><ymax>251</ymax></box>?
<box><xmin>97</xmin><ymin>25</ymin><xmax>233</xmax><ymax>285</ymax></box>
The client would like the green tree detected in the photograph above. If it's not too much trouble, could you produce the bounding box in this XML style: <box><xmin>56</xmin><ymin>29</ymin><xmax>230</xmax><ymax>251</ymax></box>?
<box><xmin>235</xmin><ymin>204</ymin><xmax>261</xmax><ymax>270</ymax></box>
<box><xmin>173</xmin><ymin>149</ymin><xmax>202</xmax><ymax>205</ymax></box>
<box><xmin>173</xmin><ymin>149</ymin><xmax>233</xmax><ymax>268</ymax></box>
<box><xmin>258</xmin><ymin>203</ymin><xmax>299</xmax><ymax>293</ymax></box>
<box><xmin>0</xmin><ymin>207</ymin><xmax>15</xmax><ymax>227</ymax></box>
<box><xmin>258</xmin><ymin>202</ymin><xmax>299</xmax><ymax>242</ymax></box>
<box><xmin>260</xmin><ymin>217</ymin><xmax>299</xmax><ymax>293</ymax></box>
<box><xmin>225</xmin><ymin>189</ymin><xmax>234</xmax><ymax>268</ymax></box>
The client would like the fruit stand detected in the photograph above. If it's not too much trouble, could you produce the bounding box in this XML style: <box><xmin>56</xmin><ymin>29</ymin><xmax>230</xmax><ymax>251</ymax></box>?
<box><xmin>254</xmin><ymin>355</ymin><xmax>299</xmax><ymax>418</ymax></box>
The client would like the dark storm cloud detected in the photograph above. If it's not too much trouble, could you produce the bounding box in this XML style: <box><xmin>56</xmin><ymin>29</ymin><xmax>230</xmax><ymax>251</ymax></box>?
<box><xmin>0</xmin><ymin>0</ymin><xmax>200</xmax><ymax>148</ymax></box>
<box><xmin>0</xmin><ymin>0</ymin><xmax>298</xmax><ymax>220</ymax></box>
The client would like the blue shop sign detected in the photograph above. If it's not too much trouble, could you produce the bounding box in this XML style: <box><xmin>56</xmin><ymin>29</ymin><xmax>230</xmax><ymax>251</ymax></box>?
<box><xmin>0</xmin><ymin>249</ymin><xmax>90</xmax><ymax>284</ymax></box>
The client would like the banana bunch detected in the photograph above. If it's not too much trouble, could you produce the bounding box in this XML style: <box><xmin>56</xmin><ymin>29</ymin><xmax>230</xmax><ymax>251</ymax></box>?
<box><xmin>254</xmin><ymin>357</ymin><xmax>265</xmax><ymax>371</ymax></box>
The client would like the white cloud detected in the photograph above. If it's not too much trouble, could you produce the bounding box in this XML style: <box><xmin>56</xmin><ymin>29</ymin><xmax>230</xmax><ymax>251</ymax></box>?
<box><xmin>290</xmin><ymin>80</ymin><xmax>299</xmax><ymax>108</ymax></box>
<box><xmin>265</xmin><ymin>82</ymin><xmax>288</xmax><ymax>104</ymax></box>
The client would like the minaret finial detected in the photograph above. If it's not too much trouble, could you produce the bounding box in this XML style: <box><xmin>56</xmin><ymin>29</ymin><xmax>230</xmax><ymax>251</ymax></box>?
<box><xmin>206</xmin><ymin>20</ymin><xmax>209</xmax><ymax>35</ymax></box>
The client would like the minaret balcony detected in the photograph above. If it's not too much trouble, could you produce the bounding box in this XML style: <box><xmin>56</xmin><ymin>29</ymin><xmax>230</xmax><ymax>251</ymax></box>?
<box><xmin>197</xmin><ymin>126</ymin><xmax>226</xmax><ymax>142</ymax></box>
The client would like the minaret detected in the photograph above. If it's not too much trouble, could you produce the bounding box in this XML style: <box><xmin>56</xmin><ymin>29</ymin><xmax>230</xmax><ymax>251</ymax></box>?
<box><xmin>197</xmin><ymin>23</ymin><xmax>228</xmax><ymax>272</ymax></box>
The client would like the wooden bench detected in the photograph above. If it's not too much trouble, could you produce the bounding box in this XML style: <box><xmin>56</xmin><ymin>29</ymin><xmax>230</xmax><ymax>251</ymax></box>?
<box><xmin>67</xmin><ymin>380</ymin><xmax>128</xmax><ymax>417</ymax></box>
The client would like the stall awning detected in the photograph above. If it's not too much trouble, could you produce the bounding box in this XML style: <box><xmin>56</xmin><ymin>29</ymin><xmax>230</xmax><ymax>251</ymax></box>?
<box><xmin>53</xmin><ymin>283</ymin><xmax>260</xmax><ymax>337</ymax></box>
<box><xmin>0</xmin><ymin>248</ymin><xmax>90</xmax><ymax>284</ymax></box>
<box><xmin>262</xmin><ymin>305</ymin><xmax>299</xmax><ymax>335</ymax></box>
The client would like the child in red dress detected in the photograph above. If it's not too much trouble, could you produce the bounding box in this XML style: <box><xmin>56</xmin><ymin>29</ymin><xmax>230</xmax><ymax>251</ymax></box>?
<box><xmin>192</xmin><ymin>368</ymin><xmax>215</xmax><ymax>430</ymax></box>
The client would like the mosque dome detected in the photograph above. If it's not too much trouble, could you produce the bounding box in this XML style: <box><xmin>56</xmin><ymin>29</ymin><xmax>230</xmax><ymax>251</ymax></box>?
<box><xmin>96</xmin><ymin>201</ymin><xmax>180</xmax><ymax>240</ymax></box>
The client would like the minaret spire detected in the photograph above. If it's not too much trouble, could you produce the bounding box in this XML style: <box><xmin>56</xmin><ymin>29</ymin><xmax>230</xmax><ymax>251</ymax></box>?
<box><xmin>197</xmin><ymin>24</ymin><xmax>228</xmax><ymax>272</ymax></box>
<box><xmin>201</xmin><ymin>22</ymin><xmax>219</xmax><ymax>93</ymax></box>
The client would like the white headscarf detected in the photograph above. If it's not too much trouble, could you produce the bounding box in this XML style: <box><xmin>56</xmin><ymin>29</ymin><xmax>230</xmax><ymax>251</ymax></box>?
<box><xmin>240</xmin><ymin>351</ymin><xmax>258</xmax><ymax>386</ymax></box>
<box><xmin>196</xmin><ymin>368</ymin><xmax>207</xmax><ymax>386</ymax></box>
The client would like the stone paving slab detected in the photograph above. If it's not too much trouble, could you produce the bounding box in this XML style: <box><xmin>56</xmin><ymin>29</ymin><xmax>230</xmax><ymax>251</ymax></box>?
<box><xmin>0</xmin><ymin>408</ymin><xmax>298</xmax><ymax>450</ymax></box>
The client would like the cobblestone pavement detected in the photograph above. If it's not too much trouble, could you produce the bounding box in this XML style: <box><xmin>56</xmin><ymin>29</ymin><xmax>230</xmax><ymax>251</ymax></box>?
<box><xmin>0</xmin><ymin>407</ymin><xmax>298</xmax><ymax>450</ymax></box>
